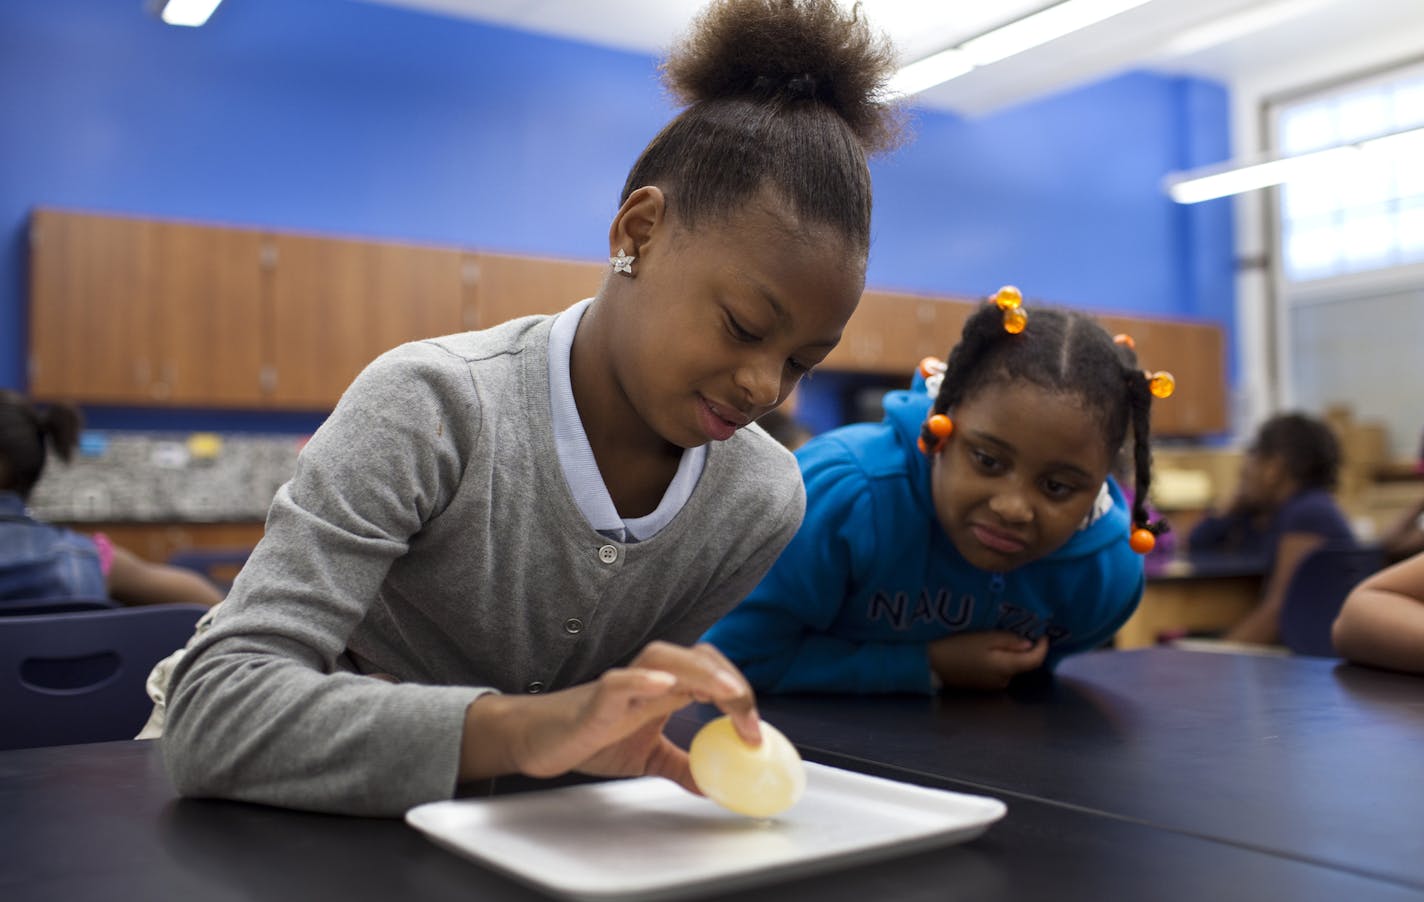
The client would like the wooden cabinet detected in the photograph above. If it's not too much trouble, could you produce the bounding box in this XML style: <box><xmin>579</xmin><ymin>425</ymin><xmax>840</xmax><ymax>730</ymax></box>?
<box><xmin>463</xmin><ymin>252</ymin><xmax>603</xmax><ymax>329</ymax></box>
<box><xmin>1096</xmin><ymin>314</ymin><xmax>1227</xmax><ymax>436</ymax></box>
<box><xmin>27</xmin><ymin>209</ymin><xmax>1230</xmax><ymax>435</ymax></box>
<box><xmin>263</xmin><ymin>234</ymin><xmax>466</xmax><ymax>408</ymax></box>
<box><xmin>30</xmin><ymin>210</ymin><xmax>470</xmax><ymax>411</ymax></box>
<box><xmin>30</xmin><ymin>210</ymin><xmax>161</xmax><ymax>402</ymax></box>
<box><xmin>823</xmin><ymin>289</ymin><xmax>1227</xmax><ymax>437</ymax></box>
<box><xmin>151</xmin><ymin>221</ymin><xmax>267</xmax><ymax>405</ymax></box>
<box><xmin>822</xmin><ymin>290</ymin><xmax>969</xmax><ymax>374</ymax></box>
<box><xmin>30</xmin><ymin>211</ymin><xmax>267</xmax><ymax>405</ymax></box>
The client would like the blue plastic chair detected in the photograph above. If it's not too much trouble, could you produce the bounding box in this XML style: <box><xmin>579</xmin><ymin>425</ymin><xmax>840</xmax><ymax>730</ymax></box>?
<box><xmin>0</xmin><ymin>604</ymin><xmax>207</xmax><ymax>750</ymax></box>
<box><xmin>1279</xmin><ymin>546</ymin><xmax>1384</xmax><ymax>657</ymax></box>
<box><xmin>0</xmin><ymin>596</ymin><xmax>118</xmax><ymax>617</ymax></box>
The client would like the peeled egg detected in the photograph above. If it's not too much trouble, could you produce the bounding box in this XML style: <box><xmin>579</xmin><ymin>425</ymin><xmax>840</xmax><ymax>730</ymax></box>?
<box><xmin>688</xmin><ymin>715</ymin><xmax>805</xmax><ymax>818</ymax></box>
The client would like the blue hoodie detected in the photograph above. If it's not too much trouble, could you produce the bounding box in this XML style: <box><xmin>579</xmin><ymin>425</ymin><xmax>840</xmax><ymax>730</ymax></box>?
<box><xmin>703</xmin><ymin>385</ymin><xmax>1145</xmax><ymax>695</ymax></box>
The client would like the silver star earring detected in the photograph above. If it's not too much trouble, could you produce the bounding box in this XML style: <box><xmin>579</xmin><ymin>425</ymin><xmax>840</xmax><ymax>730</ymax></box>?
<box><xmin>610</xmin><ymin>248</ymin><xmax>635</xmax><ymax>276</ymax></box>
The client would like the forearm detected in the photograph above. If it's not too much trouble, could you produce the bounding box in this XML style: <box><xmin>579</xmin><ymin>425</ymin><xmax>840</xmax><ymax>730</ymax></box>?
<box><xmin>116</xmin><ymin>566</ymin><xmax>225</xmax><ymax>607</ymax></box>
<box><xmin>106</xmin><ymin>545</ymin><xmax>226</xmax><ymax>607</ymax></box>
<box><xmin>1332</xmin><ymin>589</ymin><xmax>1424</xmax><ymax>674</ymax></box>
<box><xmin>164</xmin><ymin>638</ymin><xmax>488</xmax><ymax>816</ymax></box>
<box><xmin>1226</xmin><ymin>533</ymin><xmax>1320</xmax><ymax>645</ymax></box>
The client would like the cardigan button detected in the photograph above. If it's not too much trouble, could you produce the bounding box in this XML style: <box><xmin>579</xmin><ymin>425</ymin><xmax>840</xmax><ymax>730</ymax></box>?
<box><xmin>598</xmin><ymin>544</ymin><xmax>619</xmax><ymax>564</ymax></box>
<box><xmin>526</xmin><ymin>681</ymin><xmax>545</xmax><ymax>694</ymax></box>
<box><xmin>564</xmin><ymin>618</ymin><xmax>584</xmax><ymax>634</ymax></box>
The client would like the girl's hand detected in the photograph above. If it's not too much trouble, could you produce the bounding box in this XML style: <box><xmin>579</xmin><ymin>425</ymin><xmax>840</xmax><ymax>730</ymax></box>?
<box><xmin>928</xmin><ymin>631</ymin><xmax>1049</xmax><ymax>690</ymax></box>
<box><xmin>459</xmin><ymin>641</ymin><xmax>759</xmax><ymax>794</ymax></box>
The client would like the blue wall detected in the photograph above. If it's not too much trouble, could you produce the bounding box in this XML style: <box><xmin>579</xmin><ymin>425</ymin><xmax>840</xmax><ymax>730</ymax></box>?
<box><xmin>0</xmin><ymin>0</ymin><xmax>1233</xmax><ymax>431</ymax></box>
<box><xmin>871</xmin><ymin>73</ymin><xmax>1233</xmax><ymax>319</ymax></box>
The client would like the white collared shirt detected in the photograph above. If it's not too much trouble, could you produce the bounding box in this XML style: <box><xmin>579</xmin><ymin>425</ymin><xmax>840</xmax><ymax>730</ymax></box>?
<box><xmin>547</xmin><ymin>299</ymin><xmax>706</xmax><ymax>543</ymax></box>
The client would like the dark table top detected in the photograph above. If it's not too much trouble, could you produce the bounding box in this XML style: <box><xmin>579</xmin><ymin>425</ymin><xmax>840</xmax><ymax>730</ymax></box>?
<box><xmin>3</xmin><ymin>649</ymin><xmax>1422</xmax><ymax>901</ymax></box>
<box><xmin>681</xmin><ymin>649</ymin><xmax>1424</xmax><ymax>893</ymax></box>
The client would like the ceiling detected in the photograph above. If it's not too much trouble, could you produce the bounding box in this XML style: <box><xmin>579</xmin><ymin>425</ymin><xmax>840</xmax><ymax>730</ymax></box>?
<box><xmin>356</xmin><ymin>0</ymin><xmax>1424</xmax><ymax>116</ymax></box>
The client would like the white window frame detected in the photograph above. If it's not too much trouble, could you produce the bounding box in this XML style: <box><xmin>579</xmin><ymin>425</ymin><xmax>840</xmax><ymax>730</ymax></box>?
<box><xmin>1266</xmin><ymin>57</ymin><xmax>1424</xmax><ymax>416</ymax></box>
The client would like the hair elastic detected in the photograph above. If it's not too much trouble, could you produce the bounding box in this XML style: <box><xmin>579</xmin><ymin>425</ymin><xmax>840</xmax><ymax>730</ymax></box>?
<box><xmin>917</xmin><ymin>413</ymin><xmax>953</xmax><ymax>456</ymax></box>
<box><xmin>993</xmin><ymin>285</ymin><xmax>1027</xmax><ymax>334</ymax></box>
<box><xmin>1129</xmin><ymin>520</ymin><xmax>1170</xmax><ymax>555</ymax></box>
<box><xmin>1147</xmin><ymin>371</ymin><xmax>1175</xmax><ymax>399</ymax></box>
<box><xmin>918</xmin><ymin>356</ymin><xmax>946</xmax><ymax>399</ymax></box>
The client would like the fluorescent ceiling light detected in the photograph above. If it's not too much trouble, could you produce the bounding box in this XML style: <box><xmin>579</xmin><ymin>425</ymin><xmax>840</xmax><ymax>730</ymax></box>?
<box><xmin>886</xmin><ymin>49</ymin><xmax>974</xmax><ymax>97</ymax></box>
<box><xmin>153</xmin><ymin>0</ymin><xmax>224</xmax><ymax>27</ymax></box>
<box><xmin>1166</xmin><ymin>148</ymin><xmax>1356</xmax><ymax>204</ymax></box>
<box><xmin>1165</xmin><ymin>125</ymin><xmax>1424</xmax><ymax>204</ymax></box>
<box><xmin>959</xmin><ymin>0</ymin><xmax>1154</xmax><ymax>66</ymax></box>
<box><xmin>889</xmin><ymin>0</ymin><xmax>1155</xmax><ymax>96</ymax></box>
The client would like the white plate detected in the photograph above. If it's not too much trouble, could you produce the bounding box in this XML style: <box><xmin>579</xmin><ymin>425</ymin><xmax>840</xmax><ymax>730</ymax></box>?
<box><xmin>406</xmin><ymin>761</ymin><xmax>1006</xmax><ymax>901</ymax></box>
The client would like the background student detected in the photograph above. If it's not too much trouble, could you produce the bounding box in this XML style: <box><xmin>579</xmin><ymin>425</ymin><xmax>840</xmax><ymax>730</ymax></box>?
<box><xmin>1216</xmin><ymin>413</ymin><xmax>1357</xmax><ymax>646</ymax></box>
<box><xmin>159</xmin><ymin>0</ymin><xmax>902</xmax><ymax>816</ymax></box>
<box><xmin>0</xmin><ymin>391</ymin><xmax>223</xmax><ymax>608</ymax></box>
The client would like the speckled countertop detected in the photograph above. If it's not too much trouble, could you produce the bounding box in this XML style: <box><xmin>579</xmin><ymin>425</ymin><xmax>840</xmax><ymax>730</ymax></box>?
<box><xmin>27</xmin><ymin>432</ymin><xmax>302</xmax><ymax>523</ymax></box>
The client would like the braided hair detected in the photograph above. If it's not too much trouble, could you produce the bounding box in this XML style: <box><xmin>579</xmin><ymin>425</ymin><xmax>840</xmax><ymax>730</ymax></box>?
<box><xmin>919</xmin><ymin>303</ymin><xmax>1165</xmax><ymax>540</ymax></box>
<box><xmin>0</xmin><ymin>391</ymin><xmax>82</xmax><ymax>500</ymax></box>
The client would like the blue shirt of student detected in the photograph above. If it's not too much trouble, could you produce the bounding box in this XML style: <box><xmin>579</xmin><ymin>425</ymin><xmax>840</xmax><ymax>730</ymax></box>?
<box><xmin>0</xmin><ymin>491</ymin><xmax>107</xmax><ymax>602</ymax></box>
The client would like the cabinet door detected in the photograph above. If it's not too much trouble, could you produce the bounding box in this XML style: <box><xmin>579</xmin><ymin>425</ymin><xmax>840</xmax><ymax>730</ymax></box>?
<box><xmin>29</xmin><ymin>209</ymin><xmax>160</xmax><ymax>402</ymax></box>
<box><xmin>30</xmin><ymin>210</ymin><xmax>268</xmax><ymax>406</ymax></box>
<box><xmin>465</xmin><ymin>252</ymin><xmax>604</xmax><ymax>329</ymax></box>
<box><xmin>821</xmin><ymin>290</ymin><xmax>973</xmax><ymax>375</ymax></box>
<box><xmin>265</xmin><ymin>234</ymin><xmax>466</xmax><ymax>409</ymax></box>
<box><xmin>150</xmin><ymin>221</ymin><xmax>266</xmax><ymax>405</ymax></box>
<box><xmin>1097</xmin><ymin>314</ymin><xmax>1227</xmax><ymax>436</ymax></box>
<box><xmin>265</xmin><ymin>234</ymin><xmax>376</xmax><ymax>409</ymax></box>
<box><xmin>368</xmin><ymin>241</ymin><xmax>467</xmax><ymax>349</ymax></box>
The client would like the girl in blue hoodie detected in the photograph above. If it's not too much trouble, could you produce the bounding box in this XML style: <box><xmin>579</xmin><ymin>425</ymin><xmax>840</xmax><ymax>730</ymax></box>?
<box><xmin>705</xmin><ymin>291</ymin><xmax>1172</xmax><ymax>692</ymax></box>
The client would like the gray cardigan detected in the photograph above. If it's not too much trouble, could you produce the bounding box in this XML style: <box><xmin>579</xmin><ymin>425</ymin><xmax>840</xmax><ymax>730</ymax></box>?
<box><xmin>162</xmin><ymin>315</ymin><xmax>805</xmax><ymax>816</ymax></box>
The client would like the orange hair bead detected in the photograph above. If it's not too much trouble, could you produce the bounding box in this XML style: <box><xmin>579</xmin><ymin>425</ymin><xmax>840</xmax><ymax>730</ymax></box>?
<box><xmin>1003</xmin><ymin>306</ymin><xmax>1028</xmax><ymax>334</ymax></box>
<box><xmin>928</xmin><ymin>414</ymin><xmax>953</xmax><ymax>440</ymax></box>
<box><xmin>1113</xmin><ymin>333</ymin><xmax>1135</xmax><ymax>350</ymax></box>
<box><xmin>1148</xmin><ymin>371</ymin><xmax>1176</xmax><ymax>399</ymax></box>
<box><xmin>918</xmin><ymin>356</ymin><xmax>944</xmax><ymax>379</ymax></box>
<box><xmin>916</xmin><ymin>436</ymin><xmax>929</xmax><ymax>454</ymax></box>
<box><xmin>1129</xmin><ymin>528</ymin><xmax>1157</xmax><ymax>554</ymax></box>
<box><xmin>993</xmin><ymin>285</ymin><xmax>1022</xmax><ymax>310</ymax></box>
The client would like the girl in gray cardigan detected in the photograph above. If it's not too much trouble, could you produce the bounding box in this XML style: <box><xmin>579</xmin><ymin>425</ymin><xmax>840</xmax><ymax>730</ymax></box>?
<box><xmin>161</xmin><ymin>0</ymin><xmax>904</xmax><ymax>816</ymax></box>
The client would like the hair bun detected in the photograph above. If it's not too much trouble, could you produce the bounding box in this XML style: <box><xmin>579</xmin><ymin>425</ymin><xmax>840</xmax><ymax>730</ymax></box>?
<box><xmin>753</xmin><ymin>72</ymin><xmax>820</xmax><ymax>101</ymax></box>
<box><xmin>663</xmin><ymin>0</ymin><xmax>902</xmax><ymax>154</ymax></box>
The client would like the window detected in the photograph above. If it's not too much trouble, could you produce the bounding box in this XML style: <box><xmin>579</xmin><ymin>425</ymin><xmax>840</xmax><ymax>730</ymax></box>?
<box><xmin>1273</xmin><ymin>64</ymin><xmax>1424</xmax><ymax>282</ymax></box>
